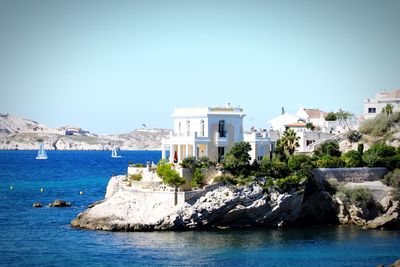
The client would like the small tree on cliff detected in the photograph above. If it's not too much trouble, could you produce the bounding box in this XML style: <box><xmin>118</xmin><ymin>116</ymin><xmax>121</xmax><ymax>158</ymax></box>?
<box><xmin>157</xmin><ymin>162</ymin><xmax>185</xmax><ymax>205</ymax></box>
<box><xmin>222</xmin><ymin>141</ymin><xmax>252</xmax><ymax>176</ymax></box>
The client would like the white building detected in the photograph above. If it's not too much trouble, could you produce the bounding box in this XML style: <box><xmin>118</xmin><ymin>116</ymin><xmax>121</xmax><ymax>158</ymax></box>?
<box><xmin>243</xmin><ymin>131</ymin><xmax>274</xmax><ymax>161</ymax></box>
<box><xmin>161</xmin><ymin>105</ymin><xmax>274</xmax><ymax>163</ymax></box>
<box><xmin>363</xmin><ymin>89</ymin><xmax>400</xmax><ymax>119</ymax></box>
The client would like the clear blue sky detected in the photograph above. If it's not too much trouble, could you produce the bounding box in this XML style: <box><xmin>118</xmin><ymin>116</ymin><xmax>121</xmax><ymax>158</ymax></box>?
<box><xmin>1</xmin><ymin>0</ymin><xmax>399</xmax><ymax>134</ymax></box>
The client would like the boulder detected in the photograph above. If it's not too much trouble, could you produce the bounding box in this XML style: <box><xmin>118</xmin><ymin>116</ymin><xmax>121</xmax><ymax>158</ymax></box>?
<box><xmin>33</xmin><ymin>202</ymin><xmax>43</xmax><ymax>208</ymax></box>
<box><xmin>49</xmin><ymin>200</ymin><xmax>71</xmax><ymax>207</ymax></box>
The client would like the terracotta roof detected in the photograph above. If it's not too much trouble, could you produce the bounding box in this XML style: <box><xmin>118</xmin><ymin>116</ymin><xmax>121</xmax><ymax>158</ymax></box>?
<box><xmin>303</xmin><ymin>108</ymin><xmax>326</xmax><ymax>118</ymax></box>
<box><xmin>380</xmin><ymin>89</ymin><xmax>400</xmax><ymax>99</ymax></box>
<box><xmin>284</xmin><ymin>122</ymin><xmax>306</xmax><ymax>127</ymax></box>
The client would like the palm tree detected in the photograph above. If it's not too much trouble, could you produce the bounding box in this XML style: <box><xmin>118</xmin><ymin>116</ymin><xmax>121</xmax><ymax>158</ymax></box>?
<box><xmin>281</xmin><ymin>129</ymin><xmax>300</xmax><ymax>155</ymax></box>
<box><xmin>383</xmin><ymin>104</ymin><xmax>394</xmax><ymax>115</ymax></box>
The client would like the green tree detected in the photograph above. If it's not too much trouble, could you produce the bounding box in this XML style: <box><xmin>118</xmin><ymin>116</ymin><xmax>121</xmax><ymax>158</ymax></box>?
<box><xmin>382</xmin><ymin>103</ymin><xmax>394</xmax><ymax>115</ymax></box>
<box><xmin>259</xmin><ymin>158</ymin><xmax>289</xmax><ymax>179</ymax></box>
<box><xmin>325</xmin><ymin>112</ymin><xmax>337</xmax><ymax>121</ymax></box>
<box><xmin>362</xmin><ymin>143</ymin><xmax>396</xmax><ymax>168</ymax></box>
<box><xmin>222</xmin><ymin>141</ymin><xmax>252</xmax><ymax>176</ymax></box>
<box><xmin>280</xmin><ymin>129</ymin><xmax>300</xmax><ymax>155</ymax></box>
<box><xmin>342</xmin><ymin>150</ymin><xmax>363</xmax><ymax>167</ymax></box>
<box><xmin>346</xmin><ymin>130</ymin><xmax>362</xmax><ymax>143</ymax></box>
<box><xmin>287</xmin><ymin>154</ymin><xmax>315</xmax><ymax>177</ymax></box>
<box><xmin>305</xmin><ymin>122</ymin><xmax>315</xmax><ymax>130</ymax></box>
<box><xmin>157</xmin><ymin>162</ymin><xmax>185</xmax><ymax>205</ymax></box>
<box><xmin>314</xmin><ymin>140</ymin><xmax>341</xmax><ymax>157</ymax></box>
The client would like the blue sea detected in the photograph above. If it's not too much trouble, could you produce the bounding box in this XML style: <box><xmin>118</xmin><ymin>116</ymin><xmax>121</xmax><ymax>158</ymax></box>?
<box><xmin>0</xmin><ymin>150</ymin><xmax>400</xmax><ymax>266</ymax></box>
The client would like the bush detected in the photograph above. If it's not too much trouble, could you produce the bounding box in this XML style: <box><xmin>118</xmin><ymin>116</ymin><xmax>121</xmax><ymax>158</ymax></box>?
<box><xmin>382</xmin><ymin>169</ymin><xmax>400</xmax><ymax>188</ymax></box>
<box><xmin>222</xmin><ymin>141</ymin><xmax>252</xmax><ymax>176</ymax></box>
<box><xmin>357</xmin><ymin>143</ymin><xmax>364</xmax><ymax>155</ymax></box>
<box><xmin>157</xmin><ymin>162</ymin><xmax>185</xmax><ymax>188</ymax></box>
<box><xmin>325</xmin><ymin>112</ymin><xmax>337</xmax><ymax>121</ymax></box>
<box><xmin>362</xmin><ymin>143</ymin><xmax>396</xmax><ymax>167</ymax></box>
<box><xmin>359</xmin><ymin>112</ymin><xmax>400</xmax><ymax>137</ymax></box>
<box><xmin>191</xmin><ymin>169</ymin><xmax>205</xmax><ymax>188</ymax></box>
<box><xmin>336</xmin><ymin>186</ymin><xmax>374</xmax><ymax>207</ymax></box>
<box><xmin>314</xmin><ymin>141</ymin><xmax>341</xmax><ymax>157</ymax></box>
<box><xmin>127</xmin><ymin>173</ymin><xmax>142</xmax><ymax>186</ymax></box>
<box><xmin>259</xmin><ymin>158</ymin><xmax>290</xmax><ymax>179</ymax></box>
<box><xmin>275</xmin><ymin>175</ymin><xmax>307</xmax><ymax>193</ymax></box>
<box><xmin>129</xmin><ymin>163</ymin><xmax>144</xmax><ymax>167</ymax></box>
<box><xmin>181</xmin><ymin>157</ymin><xmax>199</xmax><ymax>171</ymax></box>
<box><xmin>287</xmin><ymin>154</ymin><xmax>315</xmax><ymax>177</ymax></box>
<box><xmin>341</xmin><ymin>150</ymin><xmax>364</xmax><ymax>167</ymax></box>
<box><xmin>346</xmin><ymin>130</ymin><xmax>362</xmax><ymax>143</ymax></box>
<box><xmin>315</xmin><ymin>155</ymin><xmax>345</xmax><ymax>168</ymax></box>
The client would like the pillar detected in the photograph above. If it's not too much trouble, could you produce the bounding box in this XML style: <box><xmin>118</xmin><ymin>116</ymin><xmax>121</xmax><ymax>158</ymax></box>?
<box><xmin>177</xmin><ymin>144</ymin><xmax>181</xmax><ymax>163</ymax></box>
<box><xmin>161</xmin><ymin>144</ymin><xmax>166</xmax><ymax>160</ymax></box>
<box><xmin>170</xmin><ymin>144</ymin><xmax>175</xmax><ymax>163</ymax></box>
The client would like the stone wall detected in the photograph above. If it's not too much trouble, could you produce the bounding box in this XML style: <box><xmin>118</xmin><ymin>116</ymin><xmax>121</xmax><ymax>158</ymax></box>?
<box><xmin>312</xmin><ymin>167</ymin><xmax>389</xmax><ymax>183</ymax></box>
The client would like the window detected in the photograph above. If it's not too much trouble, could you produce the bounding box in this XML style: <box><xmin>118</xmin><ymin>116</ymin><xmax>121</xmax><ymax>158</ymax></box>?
<box><xmin>178</xmin><ymin>122</ymin><xmax>181</xmax><ymax>135</ymax></box>
<box><xmin>200</xmin><ymin>119</ymin><xmax>205</xmax><ymax>137</ymax></box>
<box><xmin>306</xmin><ymin>140</ymin><xmax>315</xmax><ymax>146</ymax></box>
<box><xmin>368</xmin><ymin>108</ymin><xmax>376</xmax><ymax>114</ymax></box>
<box><xmin>218</xmin><ymin>120</ymin><xmax>226</xmax><ymax>137</ymax></box>
<box><xmin>186</xmin><ymin>120</ymin><xmax>190</xmax><ymax>136</ymax></box>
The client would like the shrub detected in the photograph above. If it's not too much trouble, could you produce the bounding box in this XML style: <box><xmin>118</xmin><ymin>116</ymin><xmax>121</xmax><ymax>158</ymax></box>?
<box><xmin>382</xmin><ymin>169</ymin><xmax>400</xmax><ymax>188</ymax></box>
<box><xmin>359</xmin><ymin>112</ymin><xmax>400</xmax><ymax>137</ymax></box>
<box><xmin>362</xmin><ymin>143</ymin><xmax>396</xmax><ymax>167</ymax></box>
<box><xmin>222</xmin><ymin>141</ymin><xmax>252</xmax><ymax>176</ymax></box>
<box><xmin>198</xmin><ymin>156</ymin><xmax>214</xmax><ymax>168</ymax></box>
<box><xmin>127</xmin><ymin>173</ymin><xmax>142</xmax><ymax>186</ymax></box>
<box><xmin>341</xmin><ymin>150</ymin><xmax>364</xmax><ymax>167</ymax></box>
<box><xmin>191</xmin><ymin>169</ymin><xmax>205</xmax><ymax>188</ymax></box>
<box><xmin>275</xmin><ymin>175</ymin><xmax>307</xmax><ymax>193</ymax></box>
<box><xmin>315</xmin><ymin>155</ymin><xmax>344</xmax><ymax>168</ymax></box>
<box><xmin>314</xmin><ymin>141</ymin><xmax>341</xmax><ymax>157</ymax></box>
<box><xmin>357</xmin><ymin>143</ymin><xmax>364</xmax><ymax>155</ymax></box>
<box><xmin>157</xmin><ymin>162</ymin><xmax>185</xmax><ymax>188</ymax></box>
<box><xmin>325</xmin><ymin>112</ymin><xmax>337</xmax><ymax>121</ymax></box>
<box><xmin>336</xmin><ymin>186</ymin><xmax>374</xmax><ymax>207</ymax></box>
<box><xmin>287</xmin><ymin>154</ymin><xmax>315</xmax><ymax>177</ymax></box>
<box><xmin>346</xmin><ymin>130</ymin><xmax>362</xmax><ymax>143</ymax></box>
<box><xmin>260</xmin><ymin>158</ymin><xmax>290</xmax><ymax>179</ymax></box>
<box><xmin>129</xmin><ymin>163</ymin><xmax>144</xmax><ymax>168</ymax></box>
<box><xmin>181</xmin><ymin>157</ymin><xmax>199</xmax><ymax>171</ymax></box>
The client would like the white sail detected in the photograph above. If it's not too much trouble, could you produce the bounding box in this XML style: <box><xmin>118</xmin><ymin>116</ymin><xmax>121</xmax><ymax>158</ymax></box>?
<box><xmin>36</xmin><ymin>142</ymin><xmax>48</xmax><ymax>160</ymax></box>
<box><xmin>111</xmin><ymin>147</ymin><xmax>121</xmax><ymax>158</ymax></box>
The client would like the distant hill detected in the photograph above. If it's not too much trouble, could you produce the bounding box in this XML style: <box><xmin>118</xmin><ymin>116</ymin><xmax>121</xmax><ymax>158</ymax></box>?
<box><xmin>0</xmin><ymin>113</ymin><xmax>171</xmax><ymax>150</ymax></box>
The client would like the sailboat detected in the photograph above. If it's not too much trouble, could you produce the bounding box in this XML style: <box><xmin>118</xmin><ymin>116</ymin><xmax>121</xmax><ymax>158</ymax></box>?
<box><xmin>36</xmin><ymin>142</ymin><xmax>48</xmax><ymax>160</ymax></box>
<box><xmin>111</xmin><ymin>147</ymin><xmax>122</xmax><ymax>158</ymax></box>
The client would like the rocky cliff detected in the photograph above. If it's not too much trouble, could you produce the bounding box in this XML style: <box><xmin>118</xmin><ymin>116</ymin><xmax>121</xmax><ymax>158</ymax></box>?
<box><xmin>71</xmin><ymin>175</ymin><xmax>399</xmax><ymax>231</ymax></box>
<box><xmin>0</xmin><ymin>113</ymin><xmax>170</xmax><ymax>150</ymax></box>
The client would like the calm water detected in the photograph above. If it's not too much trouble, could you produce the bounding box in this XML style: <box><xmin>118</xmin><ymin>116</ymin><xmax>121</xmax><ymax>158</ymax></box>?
<box><xmin>0</xmin><ymin>150</ymin><xmax>399</xmax><ymax>266</ymax></box>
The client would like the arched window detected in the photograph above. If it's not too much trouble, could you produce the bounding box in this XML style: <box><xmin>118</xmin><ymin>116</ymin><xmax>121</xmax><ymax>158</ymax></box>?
<box><xmin>186</xmin><ymin>120</ymin><xmax>190</xmax><ymax>136</ymax></box>
<box><xmin>218</xmin><ymin>120</ymin><xmax>225</xmax><ymax>137</ymax></box>
<box><xmin>200</xmin><ymin>119</ymin><xmax>205</xmax><ymax>137</ymax></box>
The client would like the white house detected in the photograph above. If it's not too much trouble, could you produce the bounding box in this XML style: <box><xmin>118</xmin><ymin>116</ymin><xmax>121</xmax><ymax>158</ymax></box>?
<box><xmin>161</xmin><ymin>105</ymin><xmax>274</xmax><ymax>163</ymax></box>
<box><xmin>363</xmin><ymin>89</ymin><xmax>400</xmax><ymax>119</ymax></box>
<box><xmin>268</xmin><ymin>107</ymin><xmax>338</xmax><ymax>153</ymax></box>
<box><xmin>243</xmin><ymin>131</ymin><xmax>274</xmax><ymax>161</ymax></box>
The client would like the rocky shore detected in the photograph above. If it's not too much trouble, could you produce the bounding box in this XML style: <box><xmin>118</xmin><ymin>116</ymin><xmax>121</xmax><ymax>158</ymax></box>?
<box><xmin>71</xmin><ymin>175</ymin><xmax>400</xmax><ymax>231</ymax></box>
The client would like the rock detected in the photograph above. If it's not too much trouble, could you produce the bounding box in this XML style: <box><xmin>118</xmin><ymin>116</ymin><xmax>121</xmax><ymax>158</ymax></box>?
<box><xmin>364</xmin><ymin>200</ymin><xmax>400</xmax><ymax>229</ymax></box>
<box><xmin>389</xmin><ymin>259</ymin><xmax>400</xmax><ymax>267</ymax></box>
<box><xmin>33</xmin><ymin>202</ymin><xmax>43</xmax><ymax>208</ymax></box>
<box><xmin>49</xmin><ymin>200</ymin><xmax>71</xmax><ymax>207</ymax></box>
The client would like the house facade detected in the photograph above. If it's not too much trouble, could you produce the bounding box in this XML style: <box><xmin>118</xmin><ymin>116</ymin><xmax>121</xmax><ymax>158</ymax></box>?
<box><xmin>161</xmin><ymin>105</ymin><xmax>246</xmax><ymax>163</ymax></box>
<box><xmin>363</xmin><ymin>89</ymin><xmax>400</xmax><ymax>119</ymax></box>
<box><xmin>161</xmin><ymin>105</ymin><xmax>274</xmax><ymax>163</ymax></box>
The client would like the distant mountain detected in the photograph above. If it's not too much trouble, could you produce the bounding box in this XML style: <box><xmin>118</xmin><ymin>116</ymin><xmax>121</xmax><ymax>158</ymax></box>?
<box><xmin>0</xmin><ymin>113</ymin><xmax>171</xmax><ymax>150</ymax></box>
